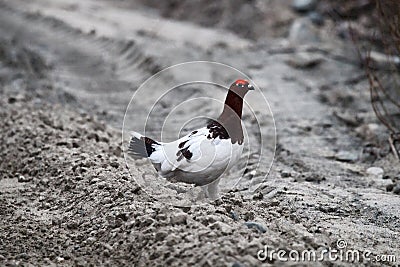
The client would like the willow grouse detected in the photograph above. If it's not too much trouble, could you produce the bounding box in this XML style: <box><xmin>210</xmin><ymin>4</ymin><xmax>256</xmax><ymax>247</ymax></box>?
<box><xmin>128</xmin><ymin>79</ymin><xmax>254</xmax><ymax>199</ymax></box>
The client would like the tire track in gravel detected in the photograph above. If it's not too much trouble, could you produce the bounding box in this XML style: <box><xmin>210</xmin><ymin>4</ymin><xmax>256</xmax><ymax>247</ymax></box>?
<box><xmin>0</xmin><ymin>1</ymin><xmax>163</xmax><ymax>129</ymax></box>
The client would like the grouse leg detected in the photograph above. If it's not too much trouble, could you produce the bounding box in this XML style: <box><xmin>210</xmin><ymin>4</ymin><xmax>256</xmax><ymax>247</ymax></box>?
<box><xmin>206</xmin><ymin>178</ymin><xmax>220</xmax><ymax>200</ymax></box>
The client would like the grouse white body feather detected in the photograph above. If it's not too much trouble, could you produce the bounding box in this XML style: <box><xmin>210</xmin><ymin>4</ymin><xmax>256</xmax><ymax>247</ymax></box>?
<box><xmin>131</xmin><ymin>127</ymin><xmax>243</xmax><ymax>184</ymax></box>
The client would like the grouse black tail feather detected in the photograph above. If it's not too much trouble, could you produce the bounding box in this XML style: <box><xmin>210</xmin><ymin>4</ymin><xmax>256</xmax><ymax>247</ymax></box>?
<box><xmin>128</xmin><ymin>132</ymin><xmax>160</xmax><ymax>158</ymax></box>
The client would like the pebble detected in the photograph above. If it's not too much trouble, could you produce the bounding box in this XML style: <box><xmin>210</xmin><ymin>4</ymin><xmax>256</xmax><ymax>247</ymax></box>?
<box><xmin>308</xmin><ymin>11</ymin><xmax>324</xmax><ymax>26</ymax></box>
<box><xmin>288</xmin><ymin>18</ymin><xmax>320</xmax><ymax>45</ymax></box>
<box><xmin>103</xmin><ymin>250</ymin><xmax>110</xmax><ymax>257</ymax></box>
<box><xmin>280</xmin><ymin>170</ymin><xmax>292</xmax><ymax>178</ymax></box>
<box><xmin>393</xmin><ymin>184</ymin><xmax>400</xmax><ymax>195</ymax></box>
<box><xmin>285</xmin><ymin>52</ymin><xmax>323</xmax><ymax>69</ymax></box>
<box><xmin>291</xmin><ymin>0</ymin><xmax>317</xmax><ymax>13</ymax></box>
<box><xmin>366</xmin><ymin>167</ymin><xmax>384</xmax><ymax>178</ymax></box>
<box><xmin>141</xmin><ymin>217</ymin><xmax>155</xmax><ymax>227</ymax></box>
<box><xmin>335</xmin><ymin>151</ymin><xmax>358</xmax><ymax>163</ymax></box>
<box><xmin>17</xmin><ymin>253</ymin><xmax>29</xmax><ymax>260</ymax></box>
<box><xmin>201</xmin><ymin>215</ymin><xmax>219</xmax><ymax>226</ymax></box>
<box><xmin>304</xmin><ymin>173</ymin><xmax>324</xmax><ymax>182</ymax></box>
<box><xmin>368</xmin><ymin>51</ymin><xmax>400</xmax><ymax>70</ymax></box>
<box><xmin>244</xmin><ymin>222</ymin><xmax>267</xmax><ymax>233</ymax></box>
<box><xmin>110</xmin><ymin>161</ymin><xmax>119</xmax><ymax>168</ymax></box>
<box><xmin>40</xmin><ymin>178</ymin><xmax>49</xmax><ymax>185</ymax></box>
<box><xmin>18</xmin><ymin>175</ymin><xmax>32</xmax><ymax>182</ymax></box>
<box><xmin>386</xmin><ymin>183</ymin><xmax>394</xmax><ymax>192</ymax></box>
<box><xmin>97</xmin><ymin>181</ymin><xmax>107</xmax><ymax>189</ymax></box>
<box><xmin>155</xmin><ymin>231</ymin><xmax>168</xmax><ymax>241</ymax></box>
<box><xmin>252</xmin><ymin>192</ymin><xmax>263</xmax><ymax>200</ymax></box>
<box><xmin>230</xmin><ymin>211</ymin><xmax>239</xmax><ymax>221</ymax></box>
<box><xmin>90</xmin><ymin>177</ymin><xmax>100</xmax><ymax>184</ymax></box>
<box><xmin>210</xmin><ymin>221</ymin><xmax>233</xmax><ymax>235</ymax></box>
<box><xmin>166</xmin><ymin>234</ymin><xmax>178</xmax><ymax>246</ymax></box>
<box><xmin>170</xmin><ymin>213</ymin><xmax>187</xmax><ymax>225</ymax></box>
<box><xmin>355</xmin><ymin>123</ymin><xmax>380</xmax><ymax>141</ymax></box>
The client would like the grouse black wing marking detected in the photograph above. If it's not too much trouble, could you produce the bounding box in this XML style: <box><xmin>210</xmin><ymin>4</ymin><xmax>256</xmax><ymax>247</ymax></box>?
<box><xmin>178</xmin><ymin>140</ymin><xmax>188</xmax><ymax>148</ymax></box>
<box><xmin>206</xmin><ymin>120</ymin><xmax>229</xmax><ymax>140</ymax></box>
<box><xmin>180</xmin><ymin>147</ymin><xmax>193</xmax><ymax>160</ymax></box>
<box><xmin>176</xmin><ymin>140</ymin><xmax>193</xmax><ymax>162</ymax></box>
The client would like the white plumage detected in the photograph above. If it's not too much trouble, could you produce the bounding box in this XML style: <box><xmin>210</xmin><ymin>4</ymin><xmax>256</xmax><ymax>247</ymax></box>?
<box><xmin>130</xmin><ymin>127</ymin><xmax>243</xmax><ymax>198</ymax></box>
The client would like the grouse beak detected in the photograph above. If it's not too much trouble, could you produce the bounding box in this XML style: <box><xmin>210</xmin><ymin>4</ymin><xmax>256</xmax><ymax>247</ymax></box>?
<box><xmin>248</xmin><ymin>84</ymin><xmax>255</xmax><ymax>90</ymax></box>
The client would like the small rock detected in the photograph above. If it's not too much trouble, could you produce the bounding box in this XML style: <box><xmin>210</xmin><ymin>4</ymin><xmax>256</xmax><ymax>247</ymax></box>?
<box><xmin>110</xmin><ymin>161</ymin><xmax>119</xmax><ymax>168</ymax></box>
<box><xmin>210</xmin><ymin>221</ymin><xmax>233</xmax><ymax>235</ymax></box>
<box><xmin>252</xmin><ymin>192</ymin><xmax>263</xmax><ymax>200</ymax></box>
<box><xmin>156</xmin><ymin>213</ymin><xmax>167</xmax><ymax>221</ymax></box>
<box><xmin>288</xmin><ymin>18</ymin><xmax>320</xmax><ymax>45</ymax></box>
<box><xmin>116</xmin><ymin>213</ymin><xmax>128</xmax><ymax>221</ymax></box>
<box><xmin>230</xmin><ymin>211</ymin><xmax>239</xmax><ymax>221</ymax></box>
<box><xmin>386</xmin><ymin>183</ymin><xmax>394</xmax><ymax>192</ymax></box>
<box><xmin>166</xmin><ymin>234</ymin><xmax>178</xmax><ymax>246</ymax></box>
<box><xmin>17</xmin><ymin>253</ymin><xmax>29</xmax><ymax>260</ymax></box>
<box><xmin>87</xmin><ymin>132</ymin><xmax>100</xmax><ymax>142</ymax></box>
<box><xmin>280</xmin><ymin>170</ymin><xmax>292</xmax><ymax>178</ymax></box>
<box><xmin>335</xmin><ymin>151</ymin><xmax>358</xmax><ymax>163</ymax></box>
<box><xmin>100</xmin><ymin>136</ymin><xmax>109</xmax><ymax>143</ymax></box>
<box><xmin>56</xmin><ymin>141</ymin><xmax>69</xmax><ymax>146</ymax></box>
<box><xmin>367</xmin><ymin>51</ymin><xmax>400</xmax><ymax>70</ymax></box>
<box><xmin>170</xmin><ymin>213</ymin><xmax>187</xmax><ymax>225</ymax></box>
<box><xmin>8</xmin><ymin>96</ymin><xmax>17</xmax><ymax>104</ymax></box>
<box><xmin>103</xmin><ymin>250</ymin><xmax>110</xmax><ymax>257</ymax></box>
<box><xmin>355</xmin><ymin>123</ymin><xmax>380</xmax><ymax>141</ymax></box>
<box><xmin>113</xmin><ymin>146</ymin><xmax>122</xmax><ymax>157</ymax></box>
<box><xmin>201</xmin><ymin>215</ymin><xmax>219</xmax><ymax>226</ymax></box>
<box><xmin>40</xmin><ymin>178</ymin><xmax>49</xmax><ymax>185</ymax></box>
<box><xmin>393</xmin><ymin>184</ymin><xmax>400</xmax><ymax>195</ymax></box>
<box><xmin>285</xmin><ymin>52</ymin><xmax>323</xmax><ymax>69</ymax></box>
<box><xmin>308</xmin><ymin>11</ymin><xmax>324</xmax><ymax>26</ymax></box>
<box><xmin>90</xmin><ymin>177</ymin><xmax>100</xmax><ymax>184</ymax></box>
<box><xmin>140</xmin><ymin>217</ymin><xmax>155</xmax><ymax>227</ymax></box>
<box><xmin>244</xmin><ymin>222</ymin><xmax>267</xmax><ymax>233</ymax></box>
<box><xmin>97</xmin><ymin>181</ymin><xmax>107</xmax><ymax>189</ymax></box>
<box><xmin>155</xmin><ymin>231</ymin><xmax>168</xmax><ymax>241</ymax></box>
<box><xmin>304</xmin><ymin>172</ymin><xmax>324</xmax><ymax>182</ymax></box>
<box><xmin>72</xmin><ymin>141</ymin><xmax>80</xmax><ymax>148</ymax></box>
<box><xmin>232</xmin><ymin>262</ymin><xmax>245</xmax><ymax>267</ymax></box>
<box><xmin>291</xmin><ymin>0</ymin><xmax>317</xmax><ymax>13</ymax></box>
<box><xmin>18</xmin><ymin>175</ymin><xmax>32</xmax><ymax>183</ymax></box>
<box><xmin>366</xmin><ymin>167</ymin><xmax>384</xmax><ymax>178</ymax></box>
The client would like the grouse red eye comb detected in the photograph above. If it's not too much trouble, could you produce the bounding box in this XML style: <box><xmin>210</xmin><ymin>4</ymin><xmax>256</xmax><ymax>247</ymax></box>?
<box><xmin>234</xmin><ymin>79</ymin><xmax>249</xmax><ymax>86</ymax></box>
